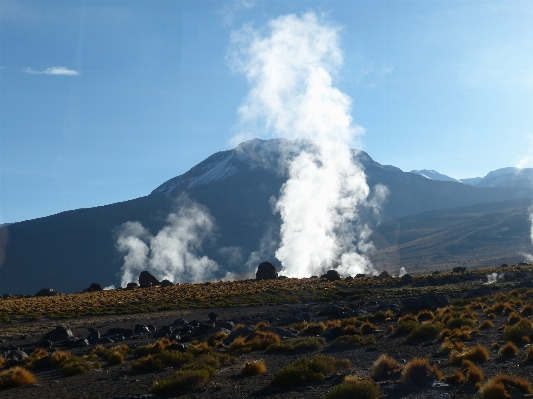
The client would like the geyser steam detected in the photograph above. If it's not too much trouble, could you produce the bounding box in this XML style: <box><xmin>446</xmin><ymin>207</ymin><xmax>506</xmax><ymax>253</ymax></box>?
<box><xmin>116</xmin><ymin>197</ymin><xmax>219</xmax><ymax>287</ymax></box>
<box><xmin>231</xmin><ymin>12</ymin><xmax>385</xmax><ymax>277</ymax></box>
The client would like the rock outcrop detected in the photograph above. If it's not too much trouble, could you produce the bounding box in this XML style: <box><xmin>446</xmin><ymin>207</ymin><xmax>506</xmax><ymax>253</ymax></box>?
<box><xmin>256</xmin><ymin>262</ymin><xmax>278</xmax><ymax>280</ymax></box>
<box><xmin>139</xmin><ymin>271</ymin><xmax>160</xmax><ymax>288</ymax></box>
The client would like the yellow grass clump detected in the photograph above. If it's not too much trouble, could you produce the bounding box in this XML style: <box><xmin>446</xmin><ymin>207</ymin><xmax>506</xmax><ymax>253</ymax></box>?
<box><xmin>241</xmin><ymin>360</ymin><xmax>267</xmax><ymax>375</ymax></box>
<box><xmin>0</xmin><ymin>367</ymin><xmax>36</xmax><ymax>389</ymax></box>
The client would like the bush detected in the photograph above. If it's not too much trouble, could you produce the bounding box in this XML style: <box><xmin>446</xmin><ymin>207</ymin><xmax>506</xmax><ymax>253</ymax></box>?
<box><xmin>151</xmin><ymin>369</ymin><xmax>210</xmax><ymax>395</ymax></box>
<box><xmin>499</xmin><ymin>342</ymin><xmax>518</xmax><ymax>357</ymax></box>
<box><xmin>480</xmin><ymin>319</ymin><xmax>493</xmax><ymax>329</ymax></box>
<box><xmin>135</xmin><ymin>338</ymin><xmax>172</xmax><ymax>356</ymax></box>
<box><xmin>360</xmin><ymin>321</ymin><xmax>378</xmax><ymax>334</ymax></box>
<box><xmin>370</xmin><ymin>354</ymin><xmax>402</xmax><ymax>379</ymax></box>
<box><xmin>60</xmin><ymin>355</ymin><xmax>96</xmax><ymax>376</ymax></box>
<box><xmin>408</xmin><ymin>323</ymin><xmax>442</xmax><ymax>341</ymax></box>
<box><xmin>49</xmin><ymin>350</ymin><xmax>72</xmax><ymax>365</ymax></box>
<box><xmin>480</xmin><ymin>374</ymin><xmax>532</xmax><ymax>398</ymax></box>
<box><xmin>395</xmin><ymin>320</ymin><xmax>417</xmax><ymax>335</ymax></box>
<box><xmin>417</xmin><ymin>310</ymin><xmax>435</xmax><ymax>321</ymax></box>
<box><xmin>446</xmin><ymin>318</ymin><xmax>475</xmax><ymax>330</ymax></box>
<box><xmin>507</xmin><ymin>312</ymin><xmax>521</xmax><ymax>325</ymax></box>
<box><xmin>324</xmin><ymin>379</ymin><xmax>380</xmax><ymax>399</ymax></box>
<box><xmin>0</xmin><ymin>367</ymin><xmax>36</xmax><ymax>389</ymax></box>
<box><xmin>270</xmin><ymin>355</ymin><xmax>351</xmax><ymax>388</ymax></box>
<box><xmin>502</xmin><ymin>319</ymin><xmax>533</xmax><ymax>344</ymax></box>
<box><xmin>449</xmin><ymin>344</ymin><xmax>490</xmax><ymax>364</ymax></box>
<box><xmin>267</xmin><ymin>337</ymin><xmax>325</xmax><ymax>353</ymax></box>
<box><xmin>462</xmin><ymin>360</ymin><xmax>484</xmax><ymax>386</ymax></box>
<box><xmin>445</xmin><ymin>370</ymin><xmax>464</xmax><ymax>385</ymax></box>
<box><xmin>229</xmin><ymin>331</ymin><xmax>281</xmax><ymax>353</ymax></box>
<box><xmin>241</xmin><ymin>360</ymin><xmax>267</xmax><ymax>376</ymax></box>
<box><xmin>526</xmin><ymin>347</ymin><xmax>533</xmax><ymax>361</ymax></box>
<box><xmin>401</xmin><ymin>358</ymin><xmax>442</xmax><ymax>385</ymax></box>
<box><xmin>131</xmin><ymin>351</ymin><xmax>193</xmax><ymax>371</ymax></box>
<box><xmin>520</xmin><ymin>304</ymin><xmax>533</xmax><ymax>317</ymax></box>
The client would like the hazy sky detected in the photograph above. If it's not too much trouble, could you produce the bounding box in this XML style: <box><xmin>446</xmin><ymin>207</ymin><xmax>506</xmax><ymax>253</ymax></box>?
<box><xmin>1</xmin><ymin>0</ymin><xmax>533</xmax><ymax>224</ymax></box>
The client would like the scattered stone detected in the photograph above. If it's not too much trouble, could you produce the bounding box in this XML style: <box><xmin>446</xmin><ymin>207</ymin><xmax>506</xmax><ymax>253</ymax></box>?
<box><xmin>139</xmin><ymin>271</ymin><xmax>160</xmax><ymax>288</ymax></box>
<box><xmin>134</xmin><ymin>324</ymin><xmax>150</xmax><ymax>335</ymax></box>
<box><xmin>466</xmin><ymin>286</ymin><xmax>493</xmax><ymax>298</ymax></box>
<box><xmin>400</xmin><ymin>294</ymin><xmax>449</xmax><ymax>314</ymax></box>
<box><xmin>83</xmin><ymin>283</ymin><xmax>103</xmax><ymax>293</ymax></box>
<box><xmin>321</xmin><ymin>270</ymin><xmax>341</xmax><ymax>281</ymax></box>
<box><xmin>452</xmin><ymin>266</ymin><xmax>467</xmax><ymax>273</ymax></box>
<box><xmin>42</xmin><ymin>326</ymin><xmax>74</xmax><ymax>342</ymax></box>
<box><xmin>256</xmin><ymin>262</ymin><xmax>278</xmax><ymax>280</ymax></box>
<box><xmin>107</xmin><ymin>327</ymin><xmax>134</xmax><ymax>338</ymax></box>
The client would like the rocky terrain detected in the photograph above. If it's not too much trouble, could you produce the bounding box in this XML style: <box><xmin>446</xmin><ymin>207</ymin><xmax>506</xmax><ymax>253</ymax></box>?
<box><xmin>1</xmin><ymin>264</ymin><xmax>533</xmax><ymax>398</ymax></box>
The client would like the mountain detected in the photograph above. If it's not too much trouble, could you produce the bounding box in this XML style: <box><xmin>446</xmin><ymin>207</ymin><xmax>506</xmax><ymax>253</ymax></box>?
<box><xmin>460</xmin><ymin>177</ymin><xmax>483</xmax><ymax>186</ymax></box>
<box><xmin>477</xmin><ymin>167</ymin><xmax>533</xmax><ymax>189</ymax></box>
<box><xmin>2</xmin><ymin>138</ymin><xmax>533</xmax><ymax>295</ymax></box>
<box><xmin>409</xmin><ymin>169</ymin><xmax>462</xmax><ymax>183</ymax></box>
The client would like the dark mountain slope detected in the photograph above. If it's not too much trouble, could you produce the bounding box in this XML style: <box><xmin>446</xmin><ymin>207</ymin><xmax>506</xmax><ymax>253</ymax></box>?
<box><xmin>2</xmin><ymin>139</ymin><xmax>533</xmax><ymax>294</ymax></box>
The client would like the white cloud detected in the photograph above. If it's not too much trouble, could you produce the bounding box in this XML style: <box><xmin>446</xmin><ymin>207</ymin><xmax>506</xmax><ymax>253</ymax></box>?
<box><xmin>220</xmin><ymin>0</ymin><xmax>256</xmax><ymax>26</ymax></box>
<box><xmin>24</xmin><ymin>66</ymin><xmax>80</xmax><ymax>76</ymax></box>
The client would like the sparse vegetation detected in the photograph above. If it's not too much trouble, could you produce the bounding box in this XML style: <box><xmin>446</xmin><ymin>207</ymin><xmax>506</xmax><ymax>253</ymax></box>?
<box><xmin>401</xmin><ymin>358</ymin><xmax>442</xmax><ymax>385</ymax></box>
<box><xmin>0</xmin><ymin>367</ymin><xmax>36</xmax><ymax>389</ymax></box>
<box><xmin>270</xmin><ymin>355</ymin><xmax>351</xmax><ymax>388</ymax></box>
<box><xmin>480</xmin><ymin>374</ymin><xmax>532</xmax><ymax>398</ymax></box>
<box><xmin>241</xmin><ymin>360</ymin><xmax>267</xmax><ymax>375</ymax></box>
<box><xmin>324</xmin><ymin>378</ymin><xmax>381</xmax><ymax>399</ymax></box>
<box><xmin>499</xmin><ymin>342</ymin><xmax>519</xmax><ymax>357</ymax></box>
<box><xmin>151</xmin><ymin>369</ymin><xmax>210</xmax><ymax>395</ymax></box>
<box><xmin>267</xmin><ymin>337</ymin><xmax>325</xmax><ymax>353</ymax></box>
<box><xmin>370</xmin><ymin>354</ymin><xmax>403</xmax><ymax>379</ymax></box>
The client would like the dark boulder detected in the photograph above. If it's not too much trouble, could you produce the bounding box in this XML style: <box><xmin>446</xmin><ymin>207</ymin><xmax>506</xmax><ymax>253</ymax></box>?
<box><xmin>107</xmin><ymin>327</ymin><xmax>134</xmax><ymax>338</ymax></box>
<box><xmin>83</xmin><ymin>283</ymin><xmax>103</xmax><ymax>293</ymax></box>
<box><xmin>160</xmin><ymin>279</ymin><xmax>174</xmax><ymax>287</ymax></box>
<box><xmin>500</xmin><ymin>263</ymin><xmax>509</xmax><ymax>268</ymax></box>
<box><xmin>134</xmin><ymin>324</ymin><xmax>150</xmax><ymax>335</ymax></box>
<box><xmin>400</xmin><ymin>294</ymin><xmax>450</xmax><ymax>314</ymax></box>
<box><xmin>208</xmin><ymin>312</ymin><xmax>218</xmax><ymax>322</ymax></box>
<box><xmin>401</xmin><ymin>274</ymin><xmax>413</xmax><ymax>282</ymax></box>
<box><xmin>38</xmin><ymin>340</ymin><xmax>53</xmax><ymax>349</ymax></box>
<box><xmin>515</xmin><ymin>280</ymin><xmax>533</xmax><ymax>289</ymax></box>
<box><xmin>452</xmin><ymin>267</ymin><xmax>467</xmax><ymax>273</ymax></box>
<box><xmin>376</xmin><ymin>271</ymin><xmax>392</xmax><ymax>280</ymax></box>
<box><xmin>126</xmin><ymin>282</ymin><xmax>138</xmax><ymax>289</ymax></box>
<box><xmin>355</xmin><ymin>274</ymin><xmax>367</xmax><ymax>278</ymax></box>
<box><xmin>466</xmin><ymin>286</ymin><xmax>493</xmax><ymax>298</ymax></box>
<box><xmin>42</xmin><ymin>326</ymin><xmax>74</xmax><ymax>342</ymax></box>
<box><xmin>223</xmin><ymin>326</ymin><xmax>254</xmax><ymax>345</ymax></box>
<box><xmin>216</xmin><ymin>321</ymin><xmax>235</xmax><ymax>331</ymax></box>
<box><xmin>256</xmin><ymin>262</ymin><xmax>278</xmax><ymax>280</ymax></box>
<box><xmin>35</xmin><ymin>288</ymin><xmax>60</xmax><ymax>297</ymax></box>
<box><xmin>321</xmin><ymin>270</ymin><xmax>341</xmax><ymax>281</ymax></box>
<box><xmin>139</xmin><ymin>271</ymin><xmax>160</xmax><ymax>288</ymax></box>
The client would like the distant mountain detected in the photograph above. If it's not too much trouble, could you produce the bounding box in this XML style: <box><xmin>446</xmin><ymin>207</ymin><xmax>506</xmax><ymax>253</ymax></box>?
<box><xmin>477</xmin><ymin>167</ymin><xmax>533</xmax><ymax>189</ymax></box>
<box><xmin>409</xmin><ymin>169</ymin><xmax>462</xmax><ymax>184</ymax></box>
<box><xmin>460</xmin><ymin>177</ymin><xmax>483</xmax><ymax>186</ymax></box>
<box><xmin>2</xmin><ymin>138</ymin><xmax>533</xmax><ymax>294</ymax></box>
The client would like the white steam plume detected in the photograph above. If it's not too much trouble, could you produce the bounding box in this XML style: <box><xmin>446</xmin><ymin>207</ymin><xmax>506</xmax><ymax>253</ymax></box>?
<box><xmin>231</xmin><ymin>12</ymin><xmax>384</xmax><ymax>277</ymax></box>
<box><xmin>485</xmin><ymin>272</ymin><xmax>504</xmax><ymax>285</ymax></box>
<box><xmin>116</xmin><ymin>198</ymin><xmax>219</xmax><ymax>287</ymax></box>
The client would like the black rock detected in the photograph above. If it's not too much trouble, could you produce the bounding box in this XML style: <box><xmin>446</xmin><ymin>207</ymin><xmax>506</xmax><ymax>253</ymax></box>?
<box><xmin>160</xmin><ymin>279</ymin><xmax>174</xmax><ymax>287</ymax></box>
<box><xmin>400</xmin><ymin>294</ymin><xmax>450</xmax><ymax>314</ymax></box>
<box><xmin>42</xmin><ymin>326</ymin><xmax>74</xmax><ymax>342</ymax></box>
<box><xmin>147</xmin><ymin>324</ymin><xmax>156</xmax><ymax>332</ymax></box>
<box><xmin>223</xmin><ymin>326</ymin><xmax>254</xmax><ymax>345</ymax></box>
<box><xmin>208</xmin><ymin>312</ymin><xmax>218</xmax><ymax>322</ymax></box>
<box><xmin>134</xmin><ymin>324</ymin><xmax>150</xmax><ymax>335</ymax></box>
<box><xmin>515</xmin><ymin>280</ymin><xmax>533</xmax><ymax>288</ymax></box>
<box><xmin>321</xmin><ymin>270</ymin><xmax>341</xmax><ymax>281</ymax></box>
<box><xmin>172</xmin><ymin>318</ymin><xmax>187</xmax><ymax>327</ymax></box>
<box><xmin>215</xmin><ymin>321</ymin><xmax>235</xmax><ymax>331</ymax></box>
<box><xmin>452</xmin><ymin>266</ymin><xmax>467</xmax><ymax>273</ymax></box>
<box><xmin>83</xmin><ymin>283</ymin><xmax>103</xmax><ymax>293</ymax></box>
<box><xmin>256</xmin><ymin>262</ymin><xmax>278</xmax><ymax>280</ymax></box>
<box><xmin>466</xmin><ymin>286</ymin><xmax>493</xmax><ymax>298</ymax></box>
<box><xmin>38</xmin><ymin>340</ymin><xmax>53</xmax><ymax>349</ymax></box>
<box><xmin>35</xmin><ymin>288</ymin><xmax>60</xmax><ymax>297</ymax></box>
<box><xmin>168</xmin><ymin>343</ymin><xmax>188</xmax><ymax>352</ymax></box>
<box><xmin>88</xmin><ymin>329</ymin><xmax>100</xmax><ymax>341</ymax></box>
<box><xmin>74</xmin><ymin>338</ymin><xmax>90</xmax><ymax>348</ymax></box>
<box><xmin>107</xmin><ymin>328</ymin><xmax>134</xmax><ymax>338</ymax></box>
<box><xmin>126</xmin><ymin>282</ymin><xmax>138</xmax><ymax>289</ymax></box>
<box><xmin>139</xmin><ymin>271</ymin><xmax>160</xmax><ymax>288</ymax></box>
<box><xmin>401</xmin><ymin>274</ymin><xmax>413</xmax><ymax>282</ymax></box>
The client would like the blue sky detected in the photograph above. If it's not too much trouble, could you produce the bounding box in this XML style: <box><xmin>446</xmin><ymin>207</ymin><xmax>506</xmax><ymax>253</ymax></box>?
<box><xmin>1</xmin><ymin>0</ymin><xmax>532</xmax><ymax>224</ymax></box>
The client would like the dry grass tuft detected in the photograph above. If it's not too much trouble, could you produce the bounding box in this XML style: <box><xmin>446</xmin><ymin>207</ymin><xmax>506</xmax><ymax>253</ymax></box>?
<box><xmin>241</xmin><ymin>360</ymin><xmax>267</xmax><ymax>376</ymax></box>
<box><xmin>462</xmin><ymin>360</ymin><xmax>484</xmax><ymax>386</ymax></box>
<box><xmin>370</xmin><ymin>354</ymin><xmax>403</xmax><ymax>379</ymax></box>
<box><xmin>324</xmin><ymin>378</ymin><xmax>381</xmax><ymax>399</ymax></box>
<box><xmin>499</xmin><ymin>341</ymin><xmax>519</xmax><ymax>357</ymax></box>
<box><xmin>480</xmin><ymin>319</ymin><xmax>493</xmax><ymax>329</ymax></box>
<box><xmin>520</xmin><ymin>304</ymin><xmax>533</xmax><ymax>317</ymax></box>
<box><xmin>525</xmin><ymin>347</ymin><xmax>533</xmax><ymax>361</ymax></box>
<box><xmin>401</xmin><ymin>358</ymin><xmax>442</xmax><ymax>385</ymax></box>
<box><xmin>0</xmin><ymin>367</ymin><xmax>36</xmax><ymax>389</ymax></box>
<box><xmin>228</xmin><ymin>331</ymin><xmax>281</xmax><ymax>353</ymax></box>
<box><xmin>480</xmin><ymin>374</ymin><xmax>532</xmax><ymax>399</ymax></box>
<box><xmin>445</xmin><ymin>370</ymin><xmax>464</xmax><ymax>385</ymax></box>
